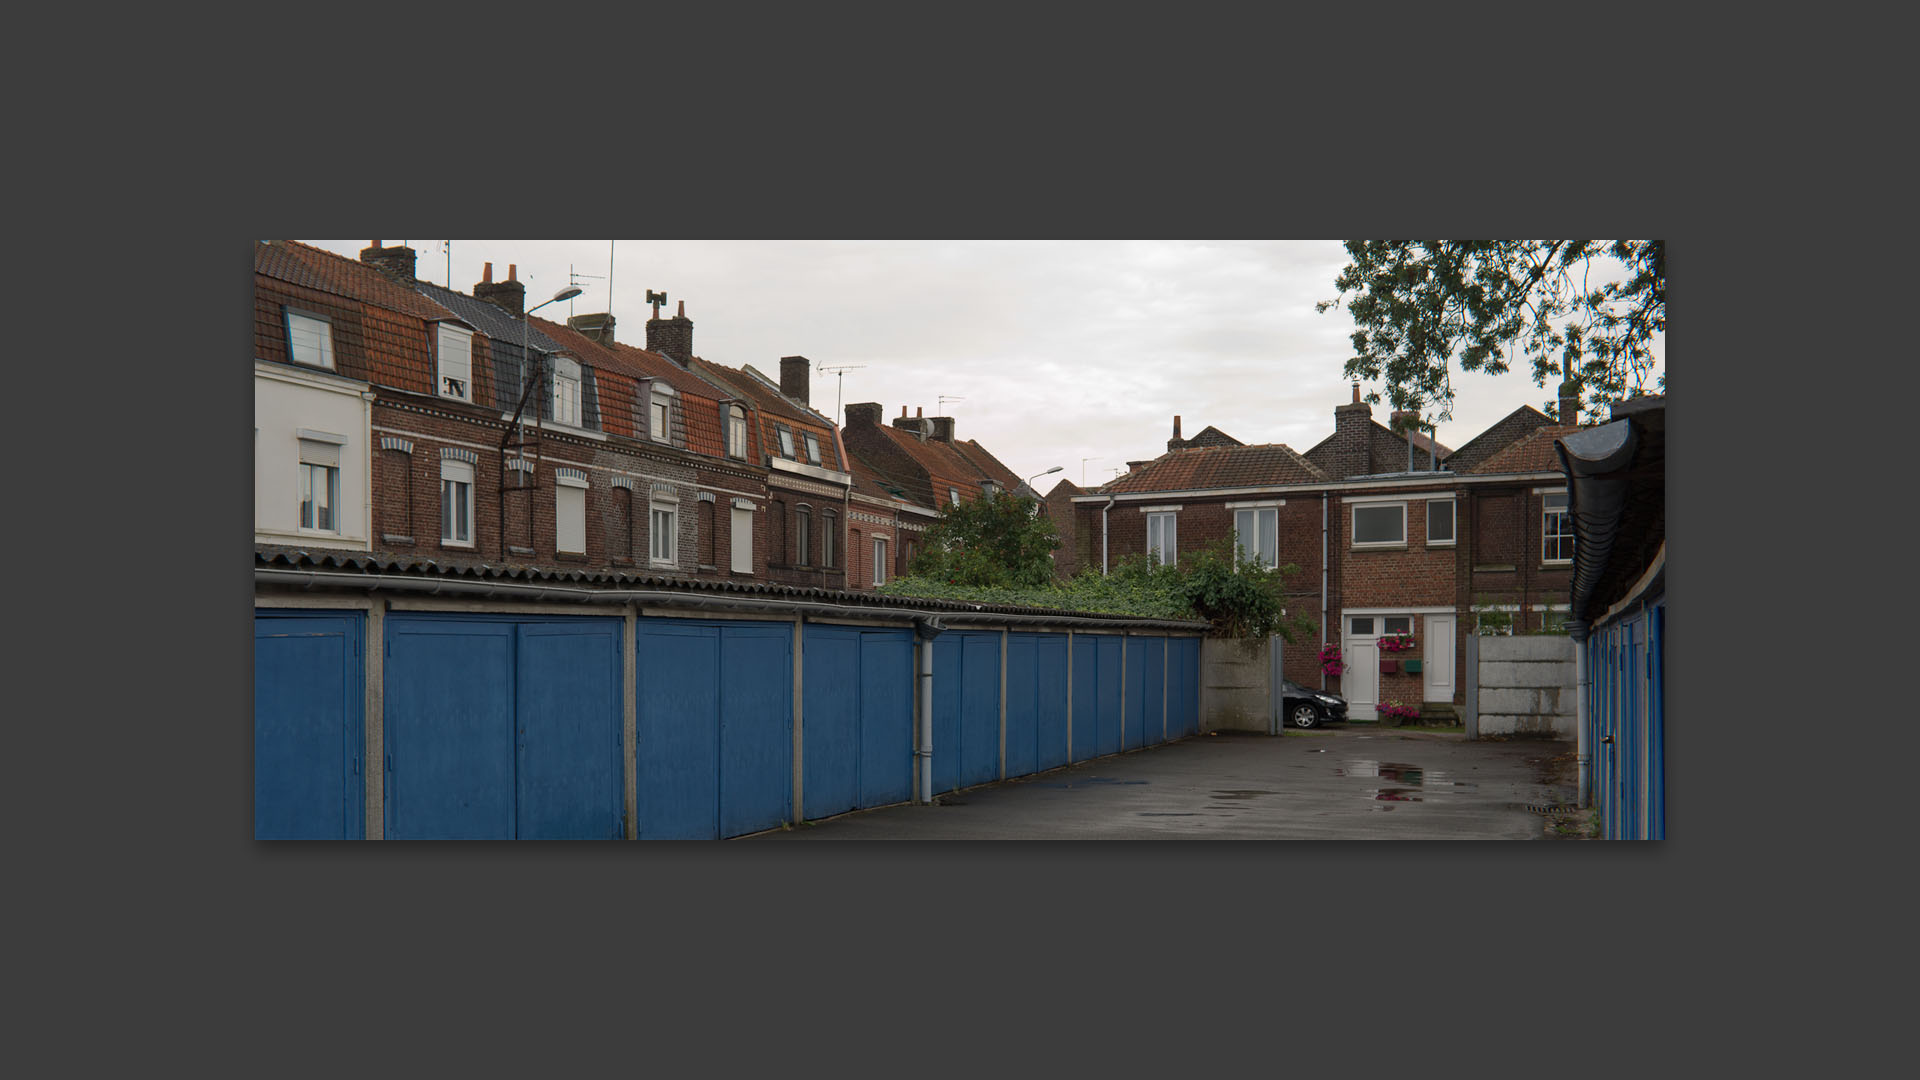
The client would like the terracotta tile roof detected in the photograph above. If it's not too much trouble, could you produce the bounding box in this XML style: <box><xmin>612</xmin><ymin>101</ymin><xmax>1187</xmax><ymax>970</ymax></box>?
<box><xmin>876</xmin><ymin>425</ymin><xmax>1002</xmax><ymax>500</ymax></box>
<box><xmin>1103</xmin><ymin>442</ymin><xmax>1329</xmax><ymax>494</ymax></box>
<box><xmin>529</xmin><ymin>316</ymin><xmax>732</xmax><ymax>456</ymax></box>
<box><xmin>951</xmin><ymin>439</ymin><xmax>1024</xmax><ymax>491</ymax></box>
<box><xmin>257</xmin><ymin>241</ymin><xmax>463</xmax><ymax>325</ymax></box>
<box><xmin>1466</xmin><ymin>423</ymin><xmax>1577</xmax><ymax>475</ymax></box>
<box><xmin>1443</xmin><ymin>404</ymin><xmax>1552</xmax><ymax>473</ymax></box>
<box><xmin>691</xmin><ymin>360</ymin><xmax>844</xmax><ymax>472</ymax></box>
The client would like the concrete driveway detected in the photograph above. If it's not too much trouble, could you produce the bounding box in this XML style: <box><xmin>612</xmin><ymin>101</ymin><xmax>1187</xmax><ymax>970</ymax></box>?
<box><xmin>753</xmin><ymin>728</ymin><xmax>1578</xmax><ymax>840</ymax></box>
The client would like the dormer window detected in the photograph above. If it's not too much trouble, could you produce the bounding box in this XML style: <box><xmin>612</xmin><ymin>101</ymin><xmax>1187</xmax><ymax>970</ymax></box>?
<box><xmin>436</xmin><ymin>323</ymin><xmax>473</xmax><ymax>402</ymax></box>
<box><xmin>727</xmin><ymin>405</ymin><xmax>748</xmax><ymax>459</ymax></box>
<box><xmin>650</xmin><ymin>383</ymin><xmax>676</xmax><ymax>442</ymax></box>
<box><xmin>803</xmin><ymin>432</ymin><xmax>821</xmax><ymax>465</ymax></box>
<box><xmin>949</xmin><ymin>487</ymin><xmax>960</xmax><ymax>506</ymax></box>
<box><xmin>284</xmin><ymin>309</ymin><xmax>334</xmax><ymax>370</ymax></box>
<box><xmin>777</xmin><ymin>425</ymin><xmax>795</xmax><ymax>459</ymax></box>
<box><xmin>550</xmin><ymin>355</ymin><xmax>581</xmax><ymax>426</ymax></box>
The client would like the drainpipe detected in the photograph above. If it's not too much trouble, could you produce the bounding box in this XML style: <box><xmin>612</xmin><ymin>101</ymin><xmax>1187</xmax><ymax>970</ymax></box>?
<box><xmin>913</xmin><ymin>616</ymin><xmax>946</xmax><ymax>804</ymax></box>
<box><xmin>1102</xmin><ymin>493</ymin><xmax>1116</xmax><ymax>574</ymax></box>
<box><xmin>1570</xmin><ymin>618</ymin><xmax>1591</xmax><ymax>808</ymax></box>
<box><xmin>1320</xmin><ymin>492</ymin><xmax>1329</xmax><ymax>691</ymax></box>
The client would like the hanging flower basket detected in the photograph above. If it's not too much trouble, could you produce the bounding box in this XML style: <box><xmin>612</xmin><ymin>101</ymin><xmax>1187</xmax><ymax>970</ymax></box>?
<box><xmin>1378</xmin><ymin>632</ymin><xmax>1416</xmax><ymax>653</ymax></box>
<box><xmin>1318</xmin><ymin>643</ymin><xmax>1346</xmax><ymax>677</ymax></box>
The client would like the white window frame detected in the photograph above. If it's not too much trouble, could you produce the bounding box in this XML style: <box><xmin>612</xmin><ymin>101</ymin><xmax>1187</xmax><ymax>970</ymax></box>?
<box><xmin>551</xmin><ymin>356</ymin><xmax>582</xmax><ymax>427</ymax></box>
<box><xmin>1234</xmin><ymin>507</ymin><xmax>1278</xmax><ymax>569</ymax></box>
<box><xmin>650</xmin><ymin>496</ymin><xmax>678</xmax><ymax>566</ymax></box>
<box><xmin>731</xmin><ymin>500</ymin><xmax>755</xmax><ymax>574</ymax></box>
<box><xmin>776</xmin><ymin>425</ymin><xmax>795</xmax><ymax>459</ymax></box>
<box><xmin>1542</xmin><ymin>491</ymin><xmax>1573</xmax><ymax>564</ymax></box>
<box><xmin>949</xmin><ymin>487</ymin><xmax>960</xmax><ymax>507</ymax></box>
<box><xmin>803</xmin><ymin>432</ymin><xmax>821</xmax><ymax>465</ymax></box>
<box><xmin>297</xmin><ymin>437</ymin><xmax>341</xmax><ymax>533</ymax></box>
<box><xmin>440</xmin><ymin>458</ymin><xmax>475</xmax><ymax>547</ymax></box>
<box><xmin>1146</xmin><ymin>511</ymin><xmax>1177</xmax><ymax>566</ymax></box>
<box><xmin>1351</xmin><ymin>502</ymin><xmax>1407</xmax><ymax>548</ymax></box>
<box><xmin>727</xmin><ymin>405</ymin><xmax>748</xmax><ymax>459</ymax></box>
<box><xmin>872</xmin><ymin>537</ymin><xmax>888</xmax><ymax>586</ymax></box>
<box><xmin>650</xmin><ymin>383</ymin><xmax>676</xmax><ymax>442</ymax></box>
<box><xmin>285</xmin><ymin>309</ymin><xmax>335</xmax><ymax>371</ymax></box>
<box><xmin>1428</xmin><ymin>498</ymin><xmax>1456</xmax><ymax>547</ymax></box>
<box><xmin>436</xmin><ymin>323</ymin><xmax>474</xmax><ymax>403</ymax></box>
<box><xmin>555</xmin><ymin>470</ymin><xmax>588</xmax><ymax>555</ymax></box>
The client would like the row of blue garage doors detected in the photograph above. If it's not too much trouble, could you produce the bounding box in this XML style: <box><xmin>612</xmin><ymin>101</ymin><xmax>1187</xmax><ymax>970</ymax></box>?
<box><xmin>255</xmin><ymin>609</ymin><xmax>1202</xmax><ymax>839</ymax></box>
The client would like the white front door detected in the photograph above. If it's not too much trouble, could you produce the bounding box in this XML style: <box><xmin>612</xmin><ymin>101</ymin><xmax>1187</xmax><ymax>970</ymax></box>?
<box><xmin>1424</xmin><ymin>614</ymin><xmax>1455</xmax><ymax>705</ymax></box>
<box><xmin>1344</xmin><ymin>615</ymin><xmax>1380</xmax><ymax>720</ymax></box>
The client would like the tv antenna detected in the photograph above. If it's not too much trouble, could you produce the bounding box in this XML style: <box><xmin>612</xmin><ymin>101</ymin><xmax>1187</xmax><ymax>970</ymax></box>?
<box><xmin>567</xmin><ymin>263</ymin><xmax>605</xmax><ymax>317</ymax></box>
<box><xmin>818</xmin><ymin>362</ymin><xmax>866</xmax><ymax>423</ymax></box>
<box><xmin>1081</xmin><ymin>457</ymin><xmax>1099</xmax><ymax>484</ymax></box>
<box><xmin>938</xmin><ymin>395</ymin><xmax>965</xmax><ymax>413</ymax></box>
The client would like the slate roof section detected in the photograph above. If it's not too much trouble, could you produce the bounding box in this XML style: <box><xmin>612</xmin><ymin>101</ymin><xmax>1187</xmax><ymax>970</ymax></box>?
<box><xmin>1464</xmin><ymin>422</ymin><xmax>1578</xmax><ymax>475</ymax></box>
<box><xmin>1182</xmin><ymin>425</ymin><xmax>1244</xmax><ymax>449</ymax></box>
<box><xmin>1101</xmin><ymin>442</ymin><xmax>1329</xmax><ymax>494</ymax></box>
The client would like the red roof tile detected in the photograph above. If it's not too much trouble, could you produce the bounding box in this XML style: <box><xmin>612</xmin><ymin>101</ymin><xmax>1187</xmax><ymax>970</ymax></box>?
<box><xmin>1466</xmin><ymin>423</ymin><xmax>1577</xmax><ymax>475</ymax></box>
<box><xmin>1104</xmin><ymin>442</ymin><xmax>1329</xmax><ymax>494</ymax></box>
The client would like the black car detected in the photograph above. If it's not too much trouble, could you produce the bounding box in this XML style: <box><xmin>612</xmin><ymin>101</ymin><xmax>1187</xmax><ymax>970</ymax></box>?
<box><xmin>1282</xmin><ymin>680</ymin><xmax>1348</xmax><ymax>729</ymax></box>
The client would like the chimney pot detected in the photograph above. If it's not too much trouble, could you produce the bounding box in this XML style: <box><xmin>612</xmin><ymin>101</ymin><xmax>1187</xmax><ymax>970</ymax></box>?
<box><xmin>507</xmin><ymin>264</ymin><xmax>517</xmax><ymax>282</ymax></box>
<box><xmin>900</xmin><ymin>405</ymin><xmax>907</xmax><ymax>418</ymax></box>
<box><xmin>677</xmin><ymin>300</ymin><xmax>685</xmax><ymax>317</ymax></box>
<box><xmin>482</xmin><ymin>262</ymin><xmax>493</xmax><ymax>284</ymax></box>
<box><xmin>1174</xmin><ymin>415</ymin><xmax>1182</xmax><ymax>439</ymax></box>
<box><xmin>1352</xmin><ymin>382</ymin><xmax>1361</xmax><ymax>404</ymax></box>
<box><xmin>917</xmin><ymin>406</ymin><xmax>923</xmax><ymax>418</ymax></box>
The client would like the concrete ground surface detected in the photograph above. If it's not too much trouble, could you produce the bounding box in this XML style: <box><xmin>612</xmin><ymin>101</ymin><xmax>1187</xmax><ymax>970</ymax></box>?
<box><xmin>754</xmin><ymin>727</ymin><xmax>1579</xmax><ymax>840</ymax></box>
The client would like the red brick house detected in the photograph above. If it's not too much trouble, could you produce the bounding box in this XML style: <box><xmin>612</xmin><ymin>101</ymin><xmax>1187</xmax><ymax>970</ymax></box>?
<box><xmin>1072</xmin><ymin>382</ymin><xmax>1584</xmax><ymax>721</ymax></box>
<box><xmin>837</xmin><ymin>402</ymin><xmax>1028</xmax><ymax>590</ymax></box>
<box><xmin>255</xmin><ymin>241</ymin><xmax>794</xmax><ymax>582</ymax></box>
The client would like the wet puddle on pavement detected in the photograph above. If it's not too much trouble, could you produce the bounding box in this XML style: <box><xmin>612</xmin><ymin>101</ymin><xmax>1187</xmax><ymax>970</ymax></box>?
<box><xmin>1210</xmin><ymin>789</ymin><xmax>1277</xmax><ymax>800</ymax></box>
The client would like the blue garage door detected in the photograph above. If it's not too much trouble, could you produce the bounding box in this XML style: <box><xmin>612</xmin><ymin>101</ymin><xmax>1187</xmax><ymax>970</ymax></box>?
<box><xmin>1034</xmin><ymin>633</ymin><xmax>1070</xmax><ymax>772</ymax></box>
<box><xmin>803</xmin><ymin>625</ymin><xmax>914</xmax><ymax>818</ymax></box>
<box><xmin>636</xmin><ymin>618</ymin><xmax>792</xmax><ymax>839</ymax></box>
<box><xmin>1123</xmin><ymin>637</ymin><xmax>1147</xmax><ymax>750</ymax></box>
<box><xmin>1140</xmin><ymin>637</ymin><xmax>1166</xmax><ymax>746</ymax></box>
<box><xmin>1073</xmin><ymin>634</ymin><xmax>1125</xmax><ymax>759</ymax></box>
<box><xmin>385</xmin><ymin>614</ymin><xmax>622</xmax><ymax>840</ymax></box>
<box><xmin>934</xmin><ymin>630</ymin><xmax>1002</xmax><ymax>791</ymax></box>
<box><xmin>1168</xmin><ymin>637</ymin><xmax>1198</xmax><ymax>738</ymax></box>
<box><xmin>1005</xmin><ymin>633</ymin><xmax>1038</xmax><ymax>779</ymax></box>
<box><xmin>255</xmin><ymin>611</ymin><xmax>364</xmax><ymax>840</ymax></box>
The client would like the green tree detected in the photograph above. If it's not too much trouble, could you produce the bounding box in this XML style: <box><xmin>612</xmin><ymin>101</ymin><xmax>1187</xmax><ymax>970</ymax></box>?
<box><xmin>1317</xmin><ymin>241</ymin><xmax>1663</xmax><ymax>422</ymax></box>
<box><xmin>908</xmin><ymin>489</ymin><xmax>1059</xmax><ymax>588</ymax></box>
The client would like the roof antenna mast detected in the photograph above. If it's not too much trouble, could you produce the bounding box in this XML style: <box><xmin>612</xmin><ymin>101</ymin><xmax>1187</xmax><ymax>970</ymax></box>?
<box><xmin>819</xmin><ymin>362</ymin><xmax>866</xmax><ymax>424</ymax></box>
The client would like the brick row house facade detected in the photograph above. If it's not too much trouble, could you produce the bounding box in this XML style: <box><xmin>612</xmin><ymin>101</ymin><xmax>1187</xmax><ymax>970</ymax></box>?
<box><xmin>1072</xmin><ymin>384</ymin><xmax>1583</xmax><ymax>720</ymax></box>
<box><xmin>837</xmin><ymin>403</ymin><xmax>1027</xmax><ymax>589</ymax></box>
<box><xmin>255</xmin><ymin>240</ymin><xmax>835</xmax><ymax>584</ymax></box>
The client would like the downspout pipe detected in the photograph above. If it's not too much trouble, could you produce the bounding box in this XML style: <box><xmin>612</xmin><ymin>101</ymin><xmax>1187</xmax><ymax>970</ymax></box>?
<box><xmin>1320</xmin><ymin>491</ymin><xmax>1329</xmax><ymax>691</ymax></box>
<box><xmin>913</xmin><ymin>616</ymin><xmax>946</xmax><ymax>803</ymax></box>
<box><xmin>1102</xmin><ymin>493</ymin><xmax>1116</xmax><ymax>574</ymax></box>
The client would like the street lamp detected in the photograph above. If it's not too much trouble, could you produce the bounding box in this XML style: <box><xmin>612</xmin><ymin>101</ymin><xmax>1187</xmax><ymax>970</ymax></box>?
<box><xmin>501</xmin><ymin>284</ymin><xmax>587</xmax><ymax>551</ymax></box>
<box><xmin>1027</xmin><ymin>465</ymin><xmax>1063</xmax><ymax>489</ymax></box>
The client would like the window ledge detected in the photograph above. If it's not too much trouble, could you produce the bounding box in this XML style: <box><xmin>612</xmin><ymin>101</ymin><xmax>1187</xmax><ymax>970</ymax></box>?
<box><xmin>1352</xmin><ymin>543</ymin><xmax>1409</xmax><ymax>552</ymax></box>
<box><xmin>650</xmin><ymin>559</ymin><xmax>678</xmax><ymax>570</ymax></box>
<box><xmin>1540</xmin><ymin>561</ymin><xmax>1573</xmax><ymax>570</ymax></box>
<box><xmin>1426</xmin><ymin>541</ymin><xmax>1456</xmax><ymax>549</ymax></box>
<box><xmin>1473</xmin><ymin>564</ymin><xmax>1516</xmax><ymax>572</ymax></box>
<box><xmin>697</xmin><ymin>564</ymin><xmax>717</xmax><ymax>572</ymax></box>
<box><xmin>508</xmin><ymin>546</ymin><xmax>535</xmax><ymax>557</ymax></box>
<box><xmin>381</xmin><ymin>534</ymin><xmax>414</xmax><ymax>546</ymax></box>
<box><xmin>555</xmin><ymin>552</ymin><xmax>590</xmax><ymax>562</ymax></box>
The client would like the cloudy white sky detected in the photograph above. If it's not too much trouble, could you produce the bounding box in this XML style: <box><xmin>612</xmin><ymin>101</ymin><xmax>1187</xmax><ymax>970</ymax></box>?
<box><xmin>302</xmin><ymin>240</ymin><xmax>1663</xmax><ymax>489</ymax></box>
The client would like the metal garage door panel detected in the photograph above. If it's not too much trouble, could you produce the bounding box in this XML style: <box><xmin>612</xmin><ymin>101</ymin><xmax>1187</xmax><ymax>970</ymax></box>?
<box><xmin>1070</xmin><ymin>635</ymin><xmax>1097</xmax><ymax>763</ymax></box>
<box><xmin>1096</xmin><ymin>635</ymin><xmax>1123</xmax><ymax>756</ymax></box>
<box><xmin>719</xmin><ymin>624</ymin><xmax>793</xmax><ymax>838</ymax></box>
<box><xmin>1035</xmin><ymin>633</ymin><xmax>1070</xmax><ymax>772</ymax></box>
<box><xmin>1178</xmin><ymin>638</ymin><xmax>1201</xmax><ymax>737</ymax></box>
<box><xmin>637</xmin><ymin>621</ymin><xmax>721</xmax><ymax>839</ymax></box>
<box><xmin>385</xmin><ymin>617</ymin><xmax>514</xmax><ymax>840</ymax></box>
<box><xmin>858</xmin><ymin>630</ymin><xmax>914</xmax><ymax>809</ymax></box>
<box><xmin>1123</xmin><ymin>637</ymin><xmax>1146</xmax><ymax>750</ymax></box>
<box><xmin>1142</xmin><ymin>637</ymin><xmax>1166</xmax><ymax>746</ymax></box>
<box><xmin>254</xmin><ymin>613</ymin><xmax>363</xmax><ymax>840</ymax></box>
<box><xmin>1005</xmin><ymin>633</ymin><xmax>1038</xmax><ymax>779</ymax></box>
<box><xmin>932</xmin><ymin>634</ymin><xmax>963</xmax><ymax>794</ymax></box>
<box><xmin>959</xmin><ymin>632</ymin><xmax>1001</xmax><ymax>788</ymax></box>
<box><xmin>801</xmin><ymin>626</ymin><xmax>859</xmax><ymax>820</ymax></box>
<box><xmin>517</xmin><ymin>620</ymin><xmax>622</xmax><ymax>840</ymax></box>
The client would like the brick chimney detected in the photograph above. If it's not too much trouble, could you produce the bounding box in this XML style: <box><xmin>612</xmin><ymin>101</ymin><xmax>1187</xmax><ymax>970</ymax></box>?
<box><xmin>846</xmin><ymin>402</ymin><xmax>883</xmax><ymax>428</ymax></box>
<box><xmin>1168</xmin><ymin>415</ymin><xmax>1185</xmax><ymax>452</ymax></box>
<box><xmin>360</xmin><ymin>241</ymin><xmax>416</xmax><ymax>283</ymax></box>
<box><xmin>1332</xmin><ymin>382</ymin><xmax>1374</xmax><ymax>478</ymax></box>
<box><xmin>568</xmin><ymin>312</ymin><xmax>617</xmax><ymax>345</ymax></box>
<box><xmin>474</xmin><ymin>262</ymin><xmax>526</xmax><ymax>316</ymax></box>
<box><xmin>780</xmin><ymin>356</ymin><xmax>811</xmax><ymax>406</ymax></box>
<box><xmin>1558</xmin><ymin>376</ymin><xmax>1581</xmax><ymax>426</ymax></box>
<box><xmin>929</xmin><ymin>416</ymin><xmax>955</xmax><ymax>442</ymax></box>
<box><xmin>647</xmin><ymin>300</ymin><xmax>694</xmax><ymax>365</ymax></box>
<box><xmin>893</xmin><ymin>405</ymin><xmax>929</xmax><ymax>440</ymax></box>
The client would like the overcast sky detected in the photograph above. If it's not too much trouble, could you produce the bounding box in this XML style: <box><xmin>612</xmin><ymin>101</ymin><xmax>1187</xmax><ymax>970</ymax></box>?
<box><xmin>301</xmin><ymin>240</ymin><xmax>1664</xmax><ymax>490</ymax></box>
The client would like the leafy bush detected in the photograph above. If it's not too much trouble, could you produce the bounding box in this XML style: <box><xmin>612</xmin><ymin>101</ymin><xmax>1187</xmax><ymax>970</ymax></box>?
<box><xmin>907</xmin><ymin>490</ymin><xmax>1059</xmax><ymax>589</ymax></box>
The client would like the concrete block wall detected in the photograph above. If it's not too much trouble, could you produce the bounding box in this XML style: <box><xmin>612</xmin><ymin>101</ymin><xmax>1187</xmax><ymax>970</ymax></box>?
<box><xmin>1475</xmin><ymin>634</ymin><xmax>1575</xmax><ymax>736</ymax></box>
<box><xmin>1201</xmin><ymin>636</ymin><xmax>1272</xmax><ymax>733</ymax></box>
